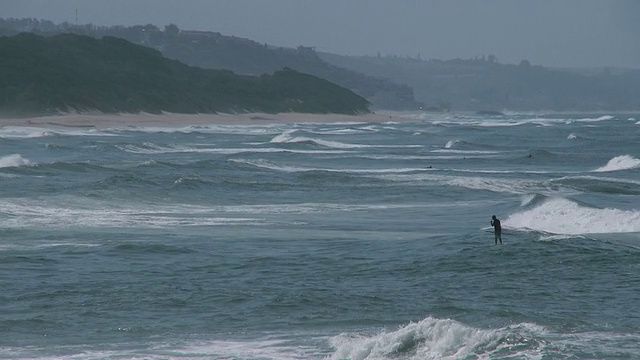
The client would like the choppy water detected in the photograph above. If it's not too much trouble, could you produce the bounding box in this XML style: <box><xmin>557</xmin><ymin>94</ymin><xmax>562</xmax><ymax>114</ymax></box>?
<box><xmin>1</xmin><ymin>113</ymin><xmax>639</xmax><ymax>359</ymax></box>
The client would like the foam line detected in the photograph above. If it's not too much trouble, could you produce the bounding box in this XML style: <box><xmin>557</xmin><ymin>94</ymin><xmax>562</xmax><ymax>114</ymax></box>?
<box><xmin>269</xmin><ymin>130</ymin><xmax>421</xmax><ymax>149</ymax></box>
<box><xmin>230</xmin><ymin>158</ymin><xmax>435</xmax><ymax>174</ymax></box>
<box><xmin>506</xmin><ymin>197</ymin><xmax>640</xmax><ymax>235</ymax></box>
<box><xmin>118</xmin><ymin>143</ymin><xmax>350</xmax><ymax>155</ymax></box>
<box><xmin>328</xmin><ymin>316</ymin><xmax>640</xmax><ymax>359</ymax></box>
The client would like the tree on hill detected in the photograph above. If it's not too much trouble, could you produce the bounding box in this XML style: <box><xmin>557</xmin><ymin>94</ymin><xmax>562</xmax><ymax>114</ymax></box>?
<box><xmin>0</xmin><ymin>33</ymin><xmax>370</xmax><ymax>115</ymax></box>
<box><xmin>0</xmin><ymin>18</ymin><xmax>422</xmax><ymax>111</ymax></box>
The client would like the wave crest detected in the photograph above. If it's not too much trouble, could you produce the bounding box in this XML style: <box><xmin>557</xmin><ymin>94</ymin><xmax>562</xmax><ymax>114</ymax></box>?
<box><xmin>328</xmin><ymin>316</ymin><xmax>640</xmax><ymax>359</ymax></box>
<box><xmin>328</xmin><ymin>317</ymin><xmax>548</xmax><ymax>359</ymax></box>
<box><xmin>0</xmin><ymin>154</ymin><xmax>32</xmax><ymax>168</ymax></box>
<box><xmin>593</xmin><ymin>155</ymin><xmax>640</xmax><ymax>172</ymax></box>
<box><xmin>506</xmin><ymin>197</ymin><xmax>640</xmax><ymax>235</ymax></box>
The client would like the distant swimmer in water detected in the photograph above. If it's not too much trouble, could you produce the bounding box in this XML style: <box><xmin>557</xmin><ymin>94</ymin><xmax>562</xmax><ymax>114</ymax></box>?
<box><xmin>491</xmin><ymin>215</ymin><xmax>502</xmax><ymax>245</ymax></box>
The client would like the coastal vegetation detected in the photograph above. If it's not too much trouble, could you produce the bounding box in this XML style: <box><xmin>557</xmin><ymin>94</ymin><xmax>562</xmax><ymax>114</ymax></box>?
<box><xmin>0</xmin><ymin>32</ymin><xmax>370</xmax><ymax>116</ymax></box>
<box><xmin>0</xmin><ymin>18</ymin><xmax>420</xmax><ymax>111</ymax></box>
<box><xmin>3</xmin><ymin>18</ymin><xmax>640</xmax><ymax>112</ymax></box>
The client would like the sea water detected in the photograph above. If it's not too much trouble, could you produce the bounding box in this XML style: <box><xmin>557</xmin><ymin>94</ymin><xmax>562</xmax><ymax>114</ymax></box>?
<box><xmin>0</xmin><ymin>113</ymin><xmax>639</xmax><ymax>359</ymax></box>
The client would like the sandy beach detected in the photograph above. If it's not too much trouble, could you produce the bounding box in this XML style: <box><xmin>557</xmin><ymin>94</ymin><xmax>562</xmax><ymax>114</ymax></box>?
<box><xmin>0</xmin><ymin>112</ymin><xmax>410</xmax><ymax>129</ymax></box>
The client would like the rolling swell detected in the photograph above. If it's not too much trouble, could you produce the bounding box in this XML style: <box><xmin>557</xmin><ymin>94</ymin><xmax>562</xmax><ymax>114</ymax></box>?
<box><xmin>110</xmin><ymin>242</ymin><xmax>195</xmax><ymax>255</ymax></box>
<box><xmin>551</xmin><ymin>175</ymin><xmax>640</xmax><ymax>195</ymax></box>
<box><xmin>2</xmin><ymin>113</ymin><xmax>640</xmax><ymax>359</ymax></box>
<box><xmin>36</xmin><ymin>161</ymin><xmax>109</xmax><ymax>173</ymax></box>
<box><xmin>92</xmin><ymin>173</ymin><xmax>160</xmax><ymax>189</ymax></box>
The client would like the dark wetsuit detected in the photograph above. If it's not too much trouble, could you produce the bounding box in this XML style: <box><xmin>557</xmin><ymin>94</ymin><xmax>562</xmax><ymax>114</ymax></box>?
<box><xmin>491</xmin><ymin>218</ymin><xmax>502</xmax><ymax>244</ymax></box>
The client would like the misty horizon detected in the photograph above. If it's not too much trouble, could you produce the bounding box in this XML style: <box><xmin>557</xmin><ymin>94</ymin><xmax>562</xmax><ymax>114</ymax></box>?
<box><xmin>2</xmin><ymin>0</ymin><xmax>639</xmax><ymax>69</ymax></box>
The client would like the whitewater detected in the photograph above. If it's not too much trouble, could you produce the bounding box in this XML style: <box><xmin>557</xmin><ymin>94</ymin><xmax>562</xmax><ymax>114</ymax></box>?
<box><xmin>0</xmin><ymin>112</ymin><xmax>639</xmax><ymax>359</ymax></box>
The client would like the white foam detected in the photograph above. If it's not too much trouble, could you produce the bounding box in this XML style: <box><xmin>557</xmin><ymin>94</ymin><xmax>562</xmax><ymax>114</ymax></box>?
<box><xmin>539</xmin><ymin>234</ymin><xmax>582</xmax><ymax>241</ymax></box>
<box><xmin>575</xmin><ymin>115</ymin><xmax>614</xmax><ymax>122</ymax></box>
<box><xmin>360</xmin><ymin>125</ymin><xmax>381</xmax><ymax>131</ymax></box>
<box><xmin>0</xmin><ymin>198</ymin><xmax>434</xmax><ymax>230</ymax></box>
<box><xmin>0</xmin><ymin>199</ymin><xmax>275</xmax><ymax>229</ymax></box>
<box><xmin>477</xmin><ymin>119</ymin><xmax>537</xmax><ymax>127</ymax></box>
<box><xmin>567</xmin><ymin>133</ymin><xmax>578</xmax><ymax>140</ymax></box>
<box><xmin>116</xmin><ymin>124</ymin><xmax>283</xmax><ymax>136</ymax></box>
<box><xmin>358</xmin><ymin>154</ymin><xmax>498</xmax><ymax>160</ymax></box>
<box><xmin>0</xmin><ymin>154</ymin><xmax>33</xmax><ymax>168</ymax></box>
<box><xmin>426</xmin><ymin>115</ymin><xmax>619</xmax><ymax>128</ymax></box>
<box><xmin>231</xmin><ymin>158</ymin><xmax>434</xmax><ymax>174</ymax></box>
<box><xmin>0</xmin><ymin>126</ymin><xmax>53</xmax><ymax>138</ymax></box>
<box><xmin>506</xmin><ymin>197</ymin><xmax>640</xmax><ymax>235</ymax></box>
<box><xmin>168</xmin><ymin>338</ymin><xmax>322</xmax><ymax>360</ymax></box>
<box><xmin>0</xmin><ymin>242</ymin><xmax>102</xmax><ymax>252</ymax></box>
<box><xmin>431</xmin><ymin>149</ymin><xmax>499</xmax><ymax>154</ymax></box>
<box><xmin>270</xmin><ymin>129</ymin><xmax>297</xmax><ymax>143</ymax></box>
<box><xmin>373</xmin><ymin>173</ymin><xmax>575</xmax><ymax>196</ymax></box>
<box><xmin>274</xmin><ymin>133</ymin><xmax>370</xmax><ymax>148</ymax></box>
<box><xmin>553</xmin><ymin>174</ymin><xmax>640</xmax><ymax>187</ymax></box>
<box><xmin>446</xmin><ymin>176</ymin><xmax>552</xmax><ymax>194</ymax></box>
<box><xmin>521</xmin><ymin>194</ymin><xmax>536</xmax><ymax>206</ymax></box>
<box><xmin>269</xmin><ymin>130</ymin><xmax>421</xmax><ymax>149</ymax></box>
<box><xmin>328</xmin><ymin>317</ymin><xmax>549</xmax><ymax>360</ymax></box>
<box><xmin>5</xmin><ymin>325</ymin><xmax>639</xmax><ymax>360</ymax></box>
<box><xmin>329</xmin><ymin>317</ymin><xmax>640</xmax><ymax>359</ymax></box>
<box><xmin>0</xmin><ymin>125</ymin><xmax>120</xmax><ymax>138</ymax></box>
<box><xmin>306</xmin><ymin>127</ymin><xmax>376</xmax><ymax>135</ymax></box>
<box><xmin>118</xmin><ymin>143</ymin><xmax>350</xmax><ymax>155</ymax></box>
<box><xmin>593</xmin><ymin>155</ymin><xmax>640</xmax><ymax>172</ymax></box>
<box><xmin>0</xmin><ymin>338</ymin><xmax>322</xmax><ymax>360</ymax></box>
<box><xmin>296</xmin><ymin>137</ymin><xmax>370</xmax><ymax>149</ymax></box>
<box><xmin>532</xmin><ymin>120</ymin><xmax>555</xmax><ymax>127</ymax></box>
<box><xmin>219</xmin><ymin>202</ymin><xmax>425</xmax><ymax>214</ymax></box>
<box><xmin>445</xmin><ymin>168</ymin><xmax>554</xmax><ymax>175</ymax></box>
<box><xmin>431</xmin><ymin>119</ymin><xmax>531</xmax><ymax>127</ymax></box>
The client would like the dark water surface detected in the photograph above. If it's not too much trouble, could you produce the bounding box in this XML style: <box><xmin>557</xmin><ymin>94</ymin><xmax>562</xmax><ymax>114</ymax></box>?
<box><xmin>1</xmin><ymin>113</ymin><xmax>639</xmax><ymax>359</ymax></box>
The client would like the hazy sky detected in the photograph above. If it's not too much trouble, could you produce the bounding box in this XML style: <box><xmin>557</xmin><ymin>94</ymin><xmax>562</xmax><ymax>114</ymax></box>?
<box><xmin>2</xmin><ymin>0</ymin><xmax>639</xmax><ymax>68</ymax></box>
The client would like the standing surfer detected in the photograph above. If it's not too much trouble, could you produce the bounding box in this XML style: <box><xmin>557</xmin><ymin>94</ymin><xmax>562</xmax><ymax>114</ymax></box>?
<box><xmin>491</xmin><ymin>215</ymin><xmax>502</xmax><ymax>245</ymax></box>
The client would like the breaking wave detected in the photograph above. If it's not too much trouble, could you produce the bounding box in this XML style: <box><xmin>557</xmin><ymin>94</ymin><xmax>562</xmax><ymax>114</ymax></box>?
<box><xmin>574</xmin><ymin>115</ymin><xmax>614</xmax><ymax>122</ymax></box>
<box><xmin>593</xmin><ymin>155</ymin><xmax>640</xmax><ymax>172</ymax></box>
<box><xmin>506</xmin><ymin>197</ymin><xmax>640</xmax><ymax>235</ymax></box>
<box><xmin>269</xmin><ymin>130</ymin><xmax>420</xmax><ymax>149</ymax></box>
<box><xmin>0</xmin><ymin>154</ymin><xmax>33</xmax><ymax>168</ymax></box>
<box><xmin>327</xmin><ymin>316</ymin><xmax>640</xmax><ymax>359</ymax></box>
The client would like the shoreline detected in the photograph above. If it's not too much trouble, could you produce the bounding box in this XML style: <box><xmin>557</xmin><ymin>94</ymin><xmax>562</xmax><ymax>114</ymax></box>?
<box><xmin>1</xmin><ymin>110</ymin><xmax>635</xmax><ymax>129</ymax></box>
<box><xmin>0</xmin><ymin>112</ymin><xmax>410</xmax><ymax>129</ymax></box>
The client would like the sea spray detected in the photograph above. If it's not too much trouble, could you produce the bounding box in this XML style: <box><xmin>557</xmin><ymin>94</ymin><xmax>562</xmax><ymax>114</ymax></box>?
<box><xmin>0</xmin><ymin>154</ymin><xmax>32</xmax><ymax>168</ymax></box>
<box><xmin>593</xmin><ymin>155</ymin><xmax>640</xmax><ymax>172</ymax></box>
<box><xmin>328</xmin><ymin>317</ymin><xmax>550</xmax><ymax>360</ymax></box>
<box><xmin>506</xmin><ymin>197</ymin><xmax>640</xmax><ymax>234</ymax></box>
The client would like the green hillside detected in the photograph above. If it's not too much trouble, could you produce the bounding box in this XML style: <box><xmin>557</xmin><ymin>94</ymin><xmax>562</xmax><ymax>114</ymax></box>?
<box><xmin>0</xmin><ymin>18</ymin><xmax>421</xmax><ymax>111</ymax></box>
<box><xmin>0</xmin><ymin>33</ymin><xmax>370</xmax><ymax>116</ymax></box>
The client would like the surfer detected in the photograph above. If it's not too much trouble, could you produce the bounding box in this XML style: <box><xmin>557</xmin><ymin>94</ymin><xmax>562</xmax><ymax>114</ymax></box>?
<box><xmin>491</xmin><ymin>215</ymin><xmax>502</xmax><ymax>245</ymax></box>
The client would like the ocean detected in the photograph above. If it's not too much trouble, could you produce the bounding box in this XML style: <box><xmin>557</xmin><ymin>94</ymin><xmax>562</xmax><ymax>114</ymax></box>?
<box><xmin>1</xmin><ymin>112</ymin><xmax>639</xmax><ymax>359</ymax></box>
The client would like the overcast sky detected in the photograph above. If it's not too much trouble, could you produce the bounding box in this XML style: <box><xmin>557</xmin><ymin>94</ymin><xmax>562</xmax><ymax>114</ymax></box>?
<box><xmin>2</xmin><ymin>0</ymin><xmax>639</xmax><ymax>68</ymax></box>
